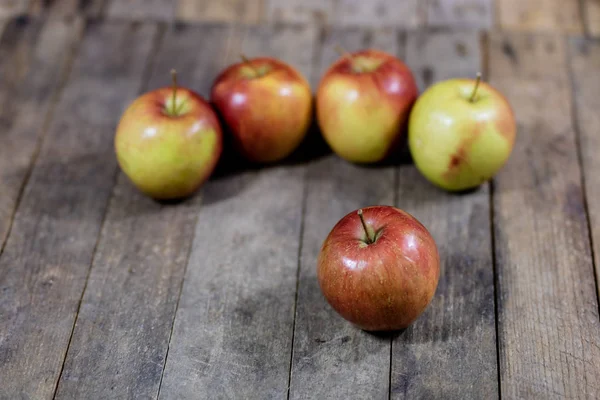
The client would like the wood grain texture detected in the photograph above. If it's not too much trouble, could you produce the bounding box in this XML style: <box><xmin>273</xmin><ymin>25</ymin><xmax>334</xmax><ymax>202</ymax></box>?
<box><xmin>335</xmin><ymin>0</ymin><xmax>425</xmax><ymax>28</ymax></box>
<box><xmin>0</xmin><ymin>0</ymin><xmax>31</xmax><ymax>18</ymax></box>
<box><xmin>427</xmin><ymin>0</ymin><xmax>493</xmax><ymax>28</ymax></box>
<box><xmin>177</xmin><ymin>0</ymin><xmax>263</xmax><ymax>23</ymax></box>
<box><xmin>289</xmin><ymin>27</ymin><xmax>398</xmax><ymax>400</ymax></box>
<box><xmin>156</xmin><ymin>23</ymin><xmax>316</xmax><ymax>400</ymax></box>
<box><xmin>0</xmin><ymin>21</ymin><xmax>158</xmax><ymax>399</ymax></box>
<box><xmin>568</xmin><ymin>37</ymin><xmax>600</xmax><ymax>306</ymax></box>
<box><xmin>29</xmin><ymin>0</ymin><xmax>105</xmax><ymax>17</ymax></box>
<box><xmin>391</xmin><ymin>31</ymin><xmax>498</xmax><ymax>400</ymax></box>
<box><xmin>106</xmin><ymin>0</ymin><xmax>175</xmax><ymax>21</ymax></box>
<box><xmin>497</xmin><ymin>0</ymin><xmax>584</xmax><ymax>33</ymax></box>
<box><xmin>489</xmin><ymin>32</ymin><xmax>600</xmax><ymax>398</ymax></box>
<box><xmin>583</xmin><ymin>0</ymin><xmax>600</xmax><ymax>37</ymax></box>
<box><xmin>265</xmin><ymin>0</ymin><xmax>335</xmax><ymax>25</ymax></box>
<box><xmin>53</xmin><ymin>24</ymin><xmax>234</xmax><ymax>400</ymax></box>
<box><xmin>0</xmin><ymin>16</ymin><xmax>46</xmax><ymax>251</ymax></box>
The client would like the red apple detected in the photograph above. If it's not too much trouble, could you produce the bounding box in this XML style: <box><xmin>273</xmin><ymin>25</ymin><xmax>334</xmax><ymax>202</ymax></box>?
<box><xmin>316</xmin><ymin>49</ymin><xmax>418</xmax><ymax>163</ymax></box>
<box><xmin>210</xmin><ymin>56</ymin><xmax>312</xmax><ymax>163</ymax></box>
<box><xmin>317</xmin><ymin>206</ymin><xmax>440</xmax><ymax>331</ymax></box>
<box><xmin>115</xmin><ymin>70</ymin><xmax>222</xmax><ymax>200</ymax></box>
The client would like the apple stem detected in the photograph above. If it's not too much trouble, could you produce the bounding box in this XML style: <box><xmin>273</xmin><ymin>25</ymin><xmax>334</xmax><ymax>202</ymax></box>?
<box><xmin>170</xmin><ymin>68</ymin><xmax>178</xmax><ymax>116</ymax></box>
<box><xmin>240</xmin><ymin>53</ymin><xmax>260</xmax><ymax>76</ymax></box>
<box><xmin>469</xmin><ymin>72</ymin><xmax>482</xmax><ymax>103</ymax></box>
<box><xmin>357</xmin><ymin>209</ymin><xmax>374</xmax><ymax>244</ymax></box>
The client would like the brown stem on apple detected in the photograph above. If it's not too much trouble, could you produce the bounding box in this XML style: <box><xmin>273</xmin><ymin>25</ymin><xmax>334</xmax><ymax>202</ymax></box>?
<box><xmin>469</xmin><ymin>72</ymin><xmax>482</xmax><ymax>103</ymax></box>
<box><xmin>240</xmin><ymin>53</ymin><xmax>260</xmax><ymax>76</ymax></box>
<box><xmin>170</xmin><ymin>68</ymin><xmax>179</xmax><ymax>116</ymax></box>
<box><xmin>357</xmin><ymin>209</ymin><xmax>374</xmax><ymax>244</ymax></box>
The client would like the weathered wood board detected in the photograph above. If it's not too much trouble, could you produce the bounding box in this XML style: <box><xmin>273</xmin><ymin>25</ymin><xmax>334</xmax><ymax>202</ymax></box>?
<box><xmin>29</xmin><ymin>0</ymin><xmax>105</xmax><ymax>17</ymax></box>
<box><xmin>582</xmin><ymin>0</ymin><xmax>600</xmax><ymax>37</ymax></box>
<box><xmin>177</xmin><ymin>0</ymin><xmax>263</xmax><ymax>23</ymax></box>
<box><xmin>0</xmin><ymin>21</ymin><xmax>158</xmax><ymax>399</ymax></box>
<box><xmin>0</xmin><ymin>0</ymin><xmax>31</xmax><ymax>18</ymax></box>
<box><xmin>489</xmin><ymin>32</ymin><xmax>600</xmax><ymax>398</ymax></box>
<box><xmin>427</xmin><ymin>0</ymin><xmax>493</xmax><ymax>29</ymax></box>
<box><xmin>105</xmin><ymin>0</ymin><xmax>175</xmax><ymax>21</ymax></box>
<box><xmin>568</xmin><ymin>37</ymin><xmax>600</xmax><ymax>301</ymax></box>
<box><xmin>157</xmin><ymin>24</ymin><xmax>316</xmax><ymax>399</ymax></box>
<box><xmin>497</xmin><ymin>0</ymin><xmax>584</xmax><ymax>33</ymax></box>
<box><xmin>391</xmin><ymin>30</ymin><xmax>498</xmax><ymax>400</ymax></box>
<box><xmin>53</xmin><ymin>23</ymin><xmax>231</xmax><ymax>400</ymax></box>
<box><xmin>289</xmin><ymin>27</ymin><xmax>397</xmax><ymax>400</ymax></box>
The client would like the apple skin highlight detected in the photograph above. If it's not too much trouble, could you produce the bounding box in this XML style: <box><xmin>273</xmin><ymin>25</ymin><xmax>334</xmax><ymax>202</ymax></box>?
<box><xmin>316</xmin><ymin>49</ymin><xmax>419</xmax><ymax>164</ymax></box>
<box><xmin>408</xmin><ymin>78</ymin><xmax>516</xmax><ymax>191</ymax></box>
<box><xmin>317</xmin><ymin>206</ymin><xmax>440</xmax><ymax>332</ymax></box>
<box><xmin>210</xmin><ymin>57</ymin><xmax>313</xmax><ymax>163</ymax></box>
<box><xmin>115</xmin><ymin>87</ymin><xmax>222</xmax><ymax>200</ymax></box>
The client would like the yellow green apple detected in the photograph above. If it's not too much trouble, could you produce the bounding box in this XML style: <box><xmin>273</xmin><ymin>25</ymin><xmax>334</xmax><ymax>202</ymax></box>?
<box><xmin>115</xmin><ymin>71</ymin><xmax>222</xmax><ymax>200</ymax></box>
<box><xmin>408</xmin><ymin>75</ymin><xmax>516</xmax><ymax>191</ymax></box>
<box><xmin>316</xmin><ymin>49</ymin><xmax>419</xmax><ymax>163</ymax></box>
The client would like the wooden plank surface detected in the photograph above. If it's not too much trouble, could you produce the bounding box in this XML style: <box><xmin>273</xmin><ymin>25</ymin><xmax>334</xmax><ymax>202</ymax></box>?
<box><xmin>582</xmin><ymin>0</ymin><xmax>600</xmax><ymax>37</ymax></box>
<box><xmin>157</xmin><ymin>23</ymin><xmax>316</xmax><ymax>400</ymax></box>
<box><xmin>0</xmin><ymin>0</ymin><xmax>31</xmax><ymax>18</ymax></box>
<box><xmin>568</xmin><ymin>38</ymin><xmax>600</xmax><ymax>301</ymax></box>
<box><xmin>391</xmin><ymin>30</ymin><xmax>498</xmax><ymax>399</ymax></box>
<box><xmin>105</xmin><ymin>0</ymin><xmax>175</xmax><ymax>21</ymax></box>
<box><xmin>53</xmin><ymin>23</ymin><xmax>232</xmax><ymax>400</ymax></box>
<box><xmin>497</xmin><ymin>0</ymin><xmax>584</xmax><ymax>33</ymax></box>
<box><xmin>177</xmin><ymin>0</ymin><xmax>263</xmax><ymax>23</ymax></box>
<box><xmin>0</xmin><ymin>21</ymin><xmax>158</xmax><ymax>399</ymax></box>
<box><xmin>288</xmin><ymin>27</ymin><xmax>397</xmax><ymax>400</ymax></box>
<box><xmin>265</xmin><ymin>0</ymin><xmax>335</xmax><ymax>25</ymax></box>
<box><xmin>29</xmin><ymin>0</ymin><xmax>105</xmax><ymax>17</ymax></box>
<box><xmin>427</xmin><ymin>0</ymin><xmax>493</xmax><ymax>29</ymax></box>
<box><xmin>489</xmin><ymin>32</ymin><xmax>600</xmax><ymax>398</ymax></box>
<box><xmin>0</xmin><ymin>16</ymin><xmax>46</xmax><ymax>251</ymax></box>
<box><xmin>335</xmin><ymin>0</ymin><xmax>425</xmax><ymax>28</ymax></box>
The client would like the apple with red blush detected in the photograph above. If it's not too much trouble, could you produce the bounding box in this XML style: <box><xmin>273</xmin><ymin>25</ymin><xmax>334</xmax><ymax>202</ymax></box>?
<box><xmin>210</xmin><ymin>56</ymin><xmax>313</xmax><ymax>163</ymax></box>
<box><xmin>316</xmin><ymin>49</ymin><xmax>419</xmax><ymax>163</ymax></box>
<box><xmin>115</xmin><ymin>70</ymin><xmax>222</xmax><ymax>200</ymax></box>
<box><xmin>317</xmin><ymin>205</ymin><xmax>440</xmax><ymax>331</ymax></box>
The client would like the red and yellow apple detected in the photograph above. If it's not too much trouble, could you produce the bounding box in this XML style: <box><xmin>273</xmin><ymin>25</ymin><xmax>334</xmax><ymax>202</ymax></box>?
<box><xmin>210</xmin><ymin>57</ymin><xmax>312</xmax><ymax>163</ymax></box>
<box><xmin>115</xmin><ymin>71</ymin><xmax>222</xmax><ymax>200</ymax></box>
<box><xmin>316</xmin><ymin>49</ymin><xmax>419</xmax><ymax>163</ymax></box>
<box><xmin>408</xmin><ymin>75</ymin><xmax>516</xmax><ymax>191</ymax></box>
<box><xmin>317</xmin><ymin>206</ymin><xmax>440</xmax><ymax>331</ymax></box>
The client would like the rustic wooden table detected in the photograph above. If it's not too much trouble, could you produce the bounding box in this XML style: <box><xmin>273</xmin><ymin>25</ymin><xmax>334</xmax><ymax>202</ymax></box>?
<box><xmin>1</xmin><ymin>1</ymin><xmax>600</xmax><ymax>399</ymax></box>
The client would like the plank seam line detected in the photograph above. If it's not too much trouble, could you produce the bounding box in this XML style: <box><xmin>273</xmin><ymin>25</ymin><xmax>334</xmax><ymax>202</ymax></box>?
<box><xmin>286</xmin><ymin>23</ymin><xmax>322</xmax><ymax>399</ymax></box>
<box><xmin>564</xmin><ymin>35</ymin><xmax>600</xmax><ymax>318</ymax></box>
<box><xmin>146</xmin><ymin>23</ymin><xmax>202</xmax><ymax>400</ymax></box>
<box><xmin>50</xmin><ymin>20</ymin><xmax>165</xmax><ymax>400</ymax></box>
<box><xmin>0</xmin><ymin>15</ymin><xmax>78</xmax><ymax>258</ymax></box>
<box><xmin>577</xmin><ymin>0</ymin><xmax>590</xmax><ymax>38</ymax></box>
<box><xmin>481</xmin><ymin>30</ymin><xmax>502</xmax><ymax>400</ymax></box>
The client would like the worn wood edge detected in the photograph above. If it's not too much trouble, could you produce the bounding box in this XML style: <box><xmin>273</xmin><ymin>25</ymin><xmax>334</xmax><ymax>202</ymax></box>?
<box><xmin>489</xmin><ymin>30</ymin><xmax>600</xmax><ymax>398</ymax></box>
<box><xmin>390</xmin><ymin>29</ymin><xmax>498</xmax><ymax>399</ymax></box>
<box><xmin>0</xmin><ymin>15</ymin><xmax>84</xmax><ymax>255</ymax></box>
<box><xmin>565</xmin><ymin>34</ymin><xmax>600</xmax><ymax>305</ymax></box>
<box><xmin>50</xmin><ymin>22</ymin><xmax>168</xmax><ymax>399</ymax></box>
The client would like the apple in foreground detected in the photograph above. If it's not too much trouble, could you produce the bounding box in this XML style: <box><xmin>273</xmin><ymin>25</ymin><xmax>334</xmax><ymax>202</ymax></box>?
<box><xmin>408</xmin><ymin>74</ymin><xmax>516</xmax><ymax>191</ymax></box>
<box><xmin>210</xmin><ymin>56</ymin><xmax>312</xmax><ymax>163</ymax></box>
<box><xmin>115</xmin><ymin>70</ymin><xmax>222</xmax><ymax>200</ymax></box>
<box><xmin>316</xmin><ymin>49</ymin><xmax>418</xmax><ymax>163</ymax></box>
<box><xmin>317</xmin><ymin>206</ymin><xmax>440</xmax><ymax>331</ymax></box>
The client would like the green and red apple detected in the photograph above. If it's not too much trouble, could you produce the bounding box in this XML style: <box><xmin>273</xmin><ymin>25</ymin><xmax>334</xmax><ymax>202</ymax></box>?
<box><xmin>210</xmin><ymin>56</ymin><xmax>312</xmax><ymax>163</ymax></box>
<box><xmin>115</xmin><ymin>71</ymin><xmax>222</xmax><ymax>200</ymax></box>
<box><xmin>408</xmin><ymin>75</ymin><xmax>516</xmax><ymax>191</ymax></box>
<box><xmin>317</xmin><ymin>206</ymin><xmax>440</xmax><ymax>331</ymax></box>
<box><xmin>316</xmin><ymin>49</ymin><xmax>419</xmax><ymax>163</ymax></box>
